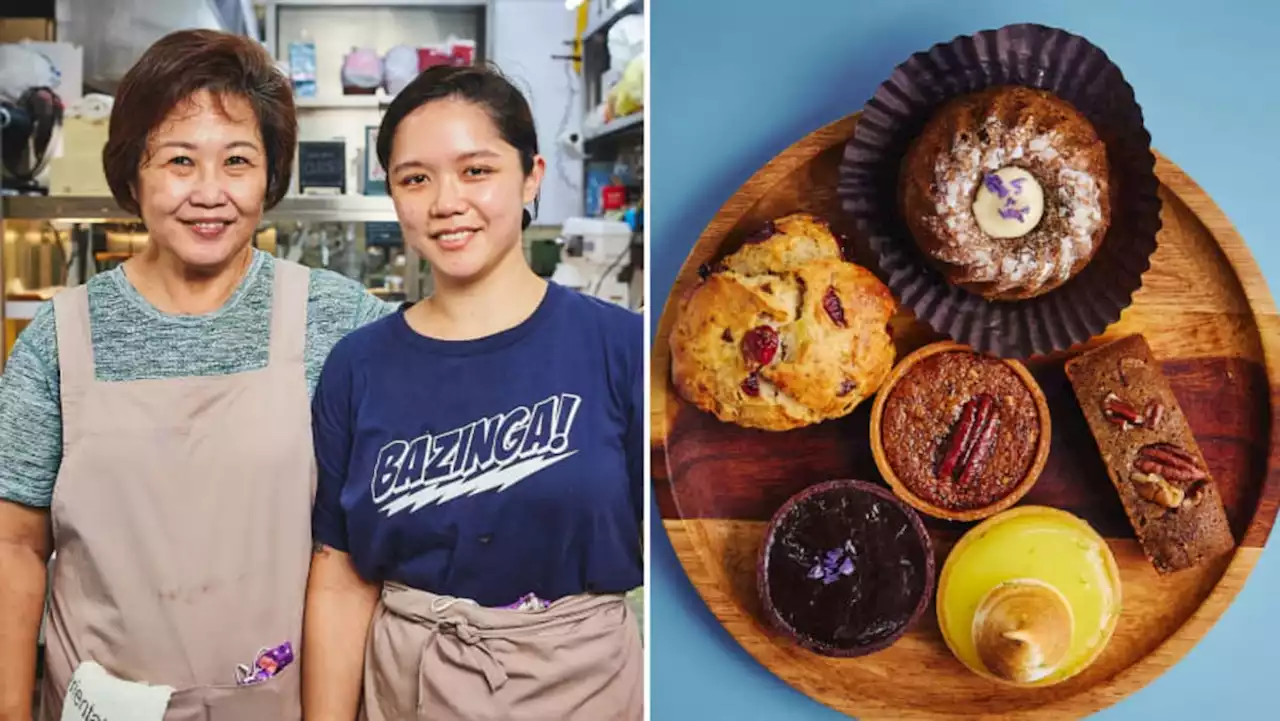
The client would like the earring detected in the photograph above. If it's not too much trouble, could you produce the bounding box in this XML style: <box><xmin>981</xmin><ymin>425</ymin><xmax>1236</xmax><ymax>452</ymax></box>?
<box><xmin>522</xmin><ymin>208</ymin><xmax>532</xmax><ymax>230</ymax></box>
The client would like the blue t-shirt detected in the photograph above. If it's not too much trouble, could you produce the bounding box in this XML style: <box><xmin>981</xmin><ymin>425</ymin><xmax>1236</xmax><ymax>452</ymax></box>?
<box><xmin>311</xmin><ymin>282</ymin><xmax>644</xmax><ymax>607</ymax></box>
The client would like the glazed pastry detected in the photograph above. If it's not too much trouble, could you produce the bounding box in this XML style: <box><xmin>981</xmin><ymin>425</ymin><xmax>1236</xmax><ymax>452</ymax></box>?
<box><xmin>1064</xmin><ymin>334</ymin><xmax>1236</xmax><ymax>573</ymax></box>
<box><xmin>757</xmin><ymin>480</ymin><xmax>934</xmax><ymax>657</ymax></box>
<box><xmin>899</xmin><ymin>86</ymin><xmax>1111</xmax><ymax>301</ymax></box>
<box><xmin>871</xmin><ymin>342</ymin><xmax>1051</xmax><ymax>521</ymax></box>
<box><xmin>937</xmin><ymin>506</ymin><xmax>1121</xmax><ymax>687</ymax></box>
<box><xmin>669</xmin><ymin>213</ymin><xmax>897</xmax><ymax>431</ymax></box>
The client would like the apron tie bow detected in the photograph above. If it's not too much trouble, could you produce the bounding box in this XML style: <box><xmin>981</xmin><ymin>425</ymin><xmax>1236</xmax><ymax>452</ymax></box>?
<box><xmin>427</xmin><ymin>616</ymin><xmax>509</xmax><ymax>692</ymax></box>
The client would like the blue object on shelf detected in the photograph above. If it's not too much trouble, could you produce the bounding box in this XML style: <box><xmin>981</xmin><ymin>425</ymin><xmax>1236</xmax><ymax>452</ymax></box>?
<box><xmin>289</xmin><ymin>41</ymin><xmax>317</xmax><ymax>98</ymax></box>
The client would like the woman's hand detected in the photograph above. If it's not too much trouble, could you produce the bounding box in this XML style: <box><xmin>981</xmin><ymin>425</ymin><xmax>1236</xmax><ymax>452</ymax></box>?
<box><xmin>302</xmin><ymin>543</ymin><xmax>379</xmax><ymax>721</ymax></box>
<box><xmin>0</xmin><ymin>501</ymin><xmax>51</xmax><ymax>721</ymax></box>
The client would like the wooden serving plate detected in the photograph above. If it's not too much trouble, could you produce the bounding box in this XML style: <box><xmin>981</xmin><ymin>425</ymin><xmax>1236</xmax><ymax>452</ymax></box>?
<box><xmin>651</xmin><ymin>113</ymin><xmax>1280</xmax><ymax>720</ymax></box>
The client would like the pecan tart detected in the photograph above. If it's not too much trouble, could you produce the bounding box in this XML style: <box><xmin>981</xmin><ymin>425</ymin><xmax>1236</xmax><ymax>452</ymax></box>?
<box><xmin>870</xmin><ymin>341</ymin><xmax>1051</xmax><ymax>521</ymax></box>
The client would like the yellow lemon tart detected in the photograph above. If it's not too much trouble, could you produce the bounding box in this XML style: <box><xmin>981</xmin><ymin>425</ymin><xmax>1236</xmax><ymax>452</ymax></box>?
<box><xmin>936</xmin><ymin>505</ymin><xmax>1121</xmax><ymax>686</ymax></box>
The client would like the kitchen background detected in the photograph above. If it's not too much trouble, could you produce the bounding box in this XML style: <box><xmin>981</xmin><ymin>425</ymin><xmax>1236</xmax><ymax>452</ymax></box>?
<box><xmin>0</xmin><ymin>0</ymin><xmax>646</xmax><ymax>362</ymax></box>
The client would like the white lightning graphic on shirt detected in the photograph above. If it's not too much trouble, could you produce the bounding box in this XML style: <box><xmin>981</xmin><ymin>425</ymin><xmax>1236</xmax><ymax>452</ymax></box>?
<box><xmin>380</xmin><ymin>451</ymin><xmax>578</xmax><ymax>516</ymax></box>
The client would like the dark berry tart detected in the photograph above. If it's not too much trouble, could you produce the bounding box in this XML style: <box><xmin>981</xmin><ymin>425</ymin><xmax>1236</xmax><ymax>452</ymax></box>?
<box><xmin>757</xmin><ymin>479</ymin><xmax>935</xmax><ymax>657</ymax></box>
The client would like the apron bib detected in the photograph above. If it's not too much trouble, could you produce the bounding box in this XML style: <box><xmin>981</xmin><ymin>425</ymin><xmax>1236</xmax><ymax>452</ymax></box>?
<box><xmin>38</xmin><ymin>259</ymin><xmax>315</xmax><ymax>721</ymax></box>
<box><xmin>362</xmin><ymin>583</ymin><xmax>644</xmax><ymax>721</ymax></box>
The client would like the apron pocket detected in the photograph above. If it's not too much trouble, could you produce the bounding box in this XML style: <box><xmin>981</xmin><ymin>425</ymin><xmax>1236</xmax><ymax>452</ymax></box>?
<box><xmin>164</xmin><ymin>666</ymin><xmax>300</xmax><ymax>721</ymax></box>
<box><xmin>60</xmin><ymin>661</ymin><xmax>174</xmax><ymax>721</ymax></box>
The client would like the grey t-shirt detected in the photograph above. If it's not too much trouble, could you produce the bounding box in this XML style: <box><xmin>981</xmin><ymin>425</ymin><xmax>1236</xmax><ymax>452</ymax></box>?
<box><xmin>0</xmin><ymin>249</ymin><xmax>399</xmax><ymax>508</ymax></box>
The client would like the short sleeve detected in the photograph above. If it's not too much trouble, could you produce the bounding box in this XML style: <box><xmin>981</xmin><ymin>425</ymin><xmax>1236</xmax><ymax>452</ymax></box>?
<box><xmin>311</xmin><ymin>339</ymin><xmax>356</xmax><ymax>551</ymax></box>
<box><xmin>0</xmin><ymin>303</ymin><xmax>63</xmax><ymax>508</ymax></box>
<box><xmin>353</xmin><ymin>290</ymin><xmax>400</xmax><ymax>328</ymax></box>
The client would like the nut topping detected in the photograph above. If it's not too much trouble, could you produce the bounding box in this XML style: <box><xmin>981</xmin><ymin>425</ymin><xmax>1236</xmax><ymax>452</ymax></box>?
<box><xmin>1130</xmin><ymin>471</ymin><xmax>1185</xmax><ymax>508</ymax></box>
<box><xmin>1143</xmin><ymin>401</ymin><xmax>1165</xmax><ymax>429</ymax></box>
<box><xmin>1134</xmin><ymin>443</ymin><xmax>1207</xmax><ymax>483</ymax></box>
<box><xmin>1181</xmin><ymin>481</ymin><xmax>1208</xmax><ymax>508</ymax></box>
<box><xmin>1102</xmin><ymin>392</ymin><xmax>1143</xmax><ymax>428</ymax></box>
<box><xmin>937</xmin><ymin>394</ymin><xmax>1001</xmax><ymax>485</ymax></box>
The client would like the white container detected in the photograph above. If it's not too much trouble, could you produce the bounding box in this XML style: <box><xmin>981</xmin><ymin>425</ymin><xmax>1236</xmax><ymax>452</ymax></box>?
<box><xmin>560</xmin><ymin>217</ymin><xmax>633</xmax><ymax>265</ymax></box>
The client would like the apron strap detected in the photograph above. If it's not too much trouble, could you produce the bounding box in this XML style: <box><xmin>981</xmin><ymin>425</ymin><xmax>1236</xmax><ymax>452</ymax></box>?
<box><xmin>268</xmin><ymin>259</ymin><xmax>310</xmax><ymax>368</ymax></box>
<box><xmin>52</xmin><ymin>285</ymin><xmax>96</xmax><ymax>393</ymax></box>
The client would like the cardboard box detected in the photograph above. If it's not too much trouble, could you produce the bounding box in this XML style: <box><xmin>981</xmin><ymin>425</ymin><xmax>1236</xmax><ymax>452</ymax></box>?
<box><xmin>0</xmin><ymin>18</ymin><xmax>54</xmax><ymax>43</ymax></box>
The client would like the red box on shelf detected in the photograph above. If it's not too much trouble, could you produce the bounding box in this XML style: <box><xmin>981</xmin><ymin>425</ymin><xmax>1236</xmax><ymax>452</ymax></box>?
<box><xmin>602</xmin><ymin>185</ymin><xmax>627</xmax><ymax>211</ymax></box>
<box><xmin>450</xmin><ymin>43</ymin><xmax>475</xmax><ymax>66</ymax></box>
<box><xmin>418</xmin><ymin>48</ymin><xmax>453</xmax><ymax>70</ymax></box>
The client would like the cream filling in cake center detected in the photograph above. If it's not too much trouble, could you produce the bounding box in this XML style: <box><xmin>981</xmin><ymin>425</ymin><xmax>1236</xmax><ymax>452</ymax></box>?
<box><xmin>972</xmin><ymin>166</ymin><xmax>1044</xmax><ymax>239</ymax></box>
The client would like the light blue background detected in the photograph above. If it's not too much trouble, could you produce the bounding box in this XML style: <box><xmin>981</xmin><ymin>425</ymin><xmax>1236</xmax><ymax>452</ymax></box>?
<box><xmin>648</xmin><ymin>1</ymin><xmax>1280</xmax><ymax>719</ymax></box>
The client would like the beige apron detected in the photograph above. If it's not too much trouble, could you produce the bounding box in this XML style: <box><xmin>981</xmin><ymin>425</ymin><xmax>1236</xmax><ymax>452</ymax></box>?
<box><xmin>38</xmin><ymin>259</ymin><xmax>315</xmax><ymax>721</ymax></box>
<box><xmin>362</xmin><ymin>583</ymin><xmax>644</xmax><ymax>721</ymax></box>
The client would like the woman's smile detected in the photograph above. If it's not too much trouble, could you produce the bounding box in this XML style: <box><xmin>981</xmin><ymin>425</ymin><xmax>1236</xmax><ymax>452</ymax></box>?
<box><xmin>432</xmin><ymin>226</ymin><xmax>482</xmax><ymax>250</ymax></box>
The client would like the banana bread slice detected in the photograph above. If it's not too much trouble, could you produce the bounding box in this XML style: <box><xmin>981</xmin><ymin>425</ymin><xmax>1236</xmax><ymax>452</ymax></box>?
<box><xmin>1064</xmin><ymin>334</ymin><xmax>1235</xmax><ymax>574</ymax></box>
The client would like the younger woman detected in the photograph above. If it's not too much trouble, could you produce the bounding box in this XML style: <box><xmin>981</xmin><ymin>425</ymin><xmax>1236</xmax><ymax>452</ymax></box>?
<box><xmin>301</xmin><ymin>65</ymin><xmax>644</xmax><ymax>720</ymax></box>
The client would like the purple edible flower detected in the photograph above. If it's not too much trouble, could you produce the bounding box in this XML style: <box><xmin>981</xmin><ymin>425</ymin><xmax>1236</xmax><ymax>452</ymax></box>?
<box><xmin>1009</xmin><ymin>177</ymin><xmax>1027</xmax><ymax>194</ymax></box>
<box><xmin>998</xmin><ymin>206</ymin><xmax>1031</xmax><ymax>222</ymax></box>
<box><xmin>808</xmin><ymin>542</ymin><xmax>858</xmax><ymax>585</ymax></box>
<box><xmin>983</xmin><ymin>173</ymin><xmax>1008</xmax><ymax>198</ymax></box>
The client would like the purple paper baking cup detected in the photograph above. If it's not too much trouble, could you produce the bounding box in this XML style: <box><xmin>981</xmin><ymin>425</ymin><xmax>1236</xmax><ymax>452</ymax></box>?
<box><xmin>838</xmin><ymin>23</ymin><xmax>1162</xmax><ymax>358</ymax></box>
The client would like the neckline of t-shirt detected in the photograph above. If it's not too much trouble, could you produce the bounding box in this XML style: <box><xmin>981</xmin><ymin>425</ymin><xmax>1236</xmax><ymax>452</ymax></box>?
<box><xmin>108</xmin><ymin>249</ymin><xmax>268</xmax><ymax>324</ymax></box>
<box><xmin>391</xmin><ymin>281</ymin><xmax>566</xmax><ymax>357</ymax></box>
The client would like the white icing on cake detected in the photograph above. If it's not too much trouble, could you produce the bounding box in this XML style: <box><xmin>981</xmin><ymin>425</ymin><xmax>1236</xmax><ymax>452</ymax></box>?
<box><xmin>923</xmin><ymin>117</ymin><xmax>1106</xmax><ymax>297</ymax></box>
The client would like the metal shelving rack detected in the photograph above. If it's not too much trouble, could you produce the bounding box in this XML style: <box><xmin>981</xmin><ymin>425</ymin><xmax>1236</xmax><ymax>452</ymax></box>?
<box><xmin>262</xmin><ymin>0</ymin><xmax>494</xmax><ymax>62</ymax></box>
<box><xmin>580</xmin><ymin>0</ymin><xmax>645</xmax><ymax>152</ymax></box>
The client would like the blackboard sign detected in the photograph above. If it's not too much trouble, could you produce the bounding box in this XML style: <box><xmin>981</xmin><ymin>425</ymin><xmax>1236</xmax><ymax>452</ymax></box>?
<box><xmin>298</xmin><ymin>141</ymin><xmax>346</xmax><ymax>194</ymax></box>
<box><xmin>365</xmin><ymin>221</ymin><xmax>403</xmax><ymax>247</ymax></box>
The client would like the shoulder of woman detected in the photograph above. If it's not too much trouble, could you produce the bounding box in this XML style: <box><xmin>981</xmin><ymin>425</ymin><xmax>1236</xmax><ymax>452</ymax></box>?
<box><xmin>11</xmin><ymin>299</ymin><xmax>60</xmax><ymax>377</ymax></box>
<box><xmin>300</xmin><ymin>266</ymin><xmax>392</xmax><ymax>325</ymax></box>
<box><xmin>565</xmin><ymin>289</ymin><xmax>643</xmax><ymax>346</ymax></box>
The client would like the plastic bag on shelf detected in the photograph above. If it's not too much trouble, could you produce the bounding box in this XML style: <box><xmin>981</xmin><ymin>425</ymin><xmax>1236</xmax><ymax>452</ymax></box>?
<box><xmin>606</xmin><ymin>15</ymin><xmax>645</xmax><ymax>73</ymax></box>
<box><xmin>341</xmin><ymin>47</ymin><xmax>382</xmax><ymax>93</ymax></box>
<box><xmin>383</xmin><ymin>45</ymin><xmax>418</xmax><ymax>96</ymax></box>
<box><xmin>607</xmin><ymin>51</ymin><xmax>645</xmax><ymax>120</ymax></box>
<box><xmin>0</xmin><ymin>44</ymin><xmax>60</xmax><ymax>101</ymax></box>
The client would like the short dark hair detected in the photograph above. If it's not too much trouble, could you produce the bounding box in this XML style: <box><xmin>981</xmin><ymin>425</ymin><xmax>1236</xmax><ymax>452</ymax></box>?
<box><xmin>103</xmin><ymin>29</ymin><xmax>297</xmax><ymax>214</ymax></box>
<box><xmin>377</xmin><ymin>64</ymin><xmax>540</xmax><ymax>227</ymax></box>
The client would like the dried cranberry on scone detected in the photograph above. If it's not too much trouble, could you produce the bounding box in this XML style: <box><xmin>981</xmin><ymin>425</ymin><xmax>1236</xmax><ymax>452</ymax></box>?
<box><xmin>669</xmin><ymin>213</ymin><xmax>898</xmax><ymax>431</ymax></box>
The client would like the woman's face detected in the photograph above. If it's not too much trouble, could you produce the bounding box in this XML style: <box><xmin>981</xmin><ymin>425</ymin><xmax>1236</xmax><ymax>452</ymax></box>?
<box><xmin>387</xmin><ymin>98</ymin><xmax>544</xmax><ymax>285</ymax></box>
<box><xmin>134</xmin><ymin>90</ymin><xmax>267</xmax><ymax>271</ymax></box>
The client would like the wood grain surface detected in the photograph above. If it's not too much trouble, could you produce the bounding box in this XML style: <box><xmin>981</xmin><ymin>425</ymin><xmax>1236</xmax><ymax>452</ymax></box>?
<box><xmin>651</xmin><ymin>113</ymin><xmax>1280</xmax><ymax>719</ymax></box>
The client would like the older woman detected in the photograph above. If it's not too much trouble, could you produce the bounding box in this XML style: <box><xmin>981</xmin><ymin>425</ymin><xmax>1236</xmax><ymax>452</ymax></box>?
<box><xmin>0</xmin><ymin>29</ymin><xmax>394</xmax><ymax>720</ymax></box>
